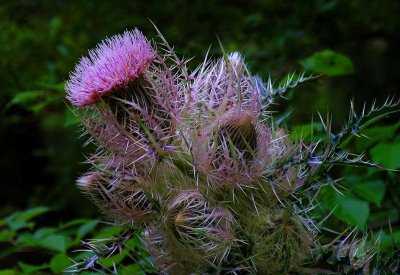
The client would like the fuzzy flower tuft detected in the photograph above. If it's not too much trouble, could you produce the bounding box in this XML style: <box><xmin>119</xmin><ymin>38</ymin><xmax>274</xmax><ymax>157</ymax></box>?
<box><xmin>66</xmin><ymin>29</ymin><xmax>155</xmax><ymax>106</ymax></box>
<box><xmin>192</xmin><ymin>110</ymin><xmax>270</xmax><ymax>189</ymax></box>
<box><xmin>164</xmin><ymin>191</ymin><xmax>236</xmax><ymax>264</ymax></box>
<box><xmin>77</xmin><ymin>171</ymin><xmax>154</xmax><ymax>226</ymax></box>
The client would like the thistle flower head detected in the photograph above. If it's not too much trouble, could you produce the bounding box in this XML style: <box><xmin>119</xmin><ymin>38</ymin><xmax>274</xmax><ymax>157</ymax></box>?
<box><xmin>77</xmin><ymin>171</ymin><xmax>154</xmax><ymax>226</ymax></box>
<box><xmin>163</xmin><ymin>191</ymin><xmax>236</xmax><ymax>265</ymax></box>
<box><xmin>250</xmin><ymin>209</ymin><xmax>314</xmax><ymax>273</ymax></box>
<box><xmin>76</xmin><ymin>171</ymin><xmax>101</xmax><ymax>190</ymax></box>
<box><xmin>191</xmin><ymin>52</ymin><xmax>260</xmax><ymax>122</ymax></box>
<box><xmin>66</xmin><ymin>29</ymin><xmax>155</xmax><ymax>106</ymax></box>
<box><xmin>193</xmin><ymin>110</ymin><xmax>270</xmax><ymax>189</ymax></box>
<box><xmin>107</xmin><ymin>184</ymin><xmax>153</xmax><ymax>226</ymax></box>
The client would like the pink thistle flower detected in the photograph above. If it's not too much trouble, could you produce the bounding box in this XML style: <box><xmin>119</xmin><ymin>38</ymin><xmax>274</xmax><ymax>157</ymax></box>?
<box><xmin>66</xmin><ymin>29</ymin><xmax>156</xmax><ymax>106</ymax></box>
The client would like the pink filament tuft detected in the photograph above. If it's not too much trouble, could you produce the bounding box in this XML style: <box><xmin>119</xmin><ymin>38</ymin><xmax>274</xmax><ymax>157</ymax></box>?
<box><xmin>66</xmin><ymin>29</ymin><xmax>156</xmax><ymax>106</ymax></box>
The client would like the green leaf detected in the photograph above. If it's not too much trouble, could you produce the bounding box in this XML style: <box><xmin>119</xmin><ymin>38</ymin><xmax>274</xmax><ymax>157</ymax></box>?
<box><xmin>36</xmin><ymin>235</ymin><xmax>72</xmax><ymax>253</ymax></box>
<box><xmin>377</xmin><ymin>231</ymin><xmax>400</xmax><ymax>252</ymax></box>
<box><xmin>0</xmin><ymin>270</ymin><xmax>20</xmax><ymax>275</ymax></box>
<box><xmin>57</xmin><ymin>219</ymin><xmax>88</xmax><ymax>230</ymax></box>
<box><xmin>5</xmin><ymin>221</ymin><xmax>32</xmax><ymax>231</ymax></box>
<box><xmin>300</xmin><ymin>49</ymin><xmax>355</xmax><ymax>76</ymax></box>
<box><xmin>319</xmin><ymin>185</ymin><xmax>369</xmax><ymax>229</ymax></box>
<box><xmin>368</xmin><ymin>209</ymin><xmax>398</xmax><ymax>223</ymax></box>
<box><xmin>370</xmin><ymin>142</ymin><xmax>400</xmax><ymax>169</ymax></box>
<box><xmin>49</xmin><ymin>254</ymin><xmax>72</xmax><ymax>273</ymax></box>
<box><xmin>4</xmin><ymin>206</ymin><xmax>50</xmax><ymax>231</ymax></box>
<box><xmin>18</xmin><ymin>262</ymin><xmax>47</xmax><ymax>274</ymax></box>
<box><xmin>33</xmin><ymin>227</ymin><xmax>57</xmax><ymax>241</ymax></box>
<box><xmin>76</xmin><ymin>220</ymin><xmax>99</xmax><ymax>239</ymax></box>
<box><xmin>289</xmin><ymin>122</ymin><xmax>324</xmax><ymax>142</ymax></box>
<box><xmin>351</xmin><ymin>179</ymin><xmax>386</xmax><ymax>206</ymax></box>
<box><xmin>10</xmin><ymin>206</ymin><xmax>49</xmax><ymax>221</ymax></box>
<box><xmin>64</xmin><ymin>108</ymin><xmax>79</xmax><ymax>128</ymax></box>
<box><xmin>98</xmin><ymin>251</ymin><xmax>127</xmax><ymax>268</ymax></box>
<box><xmin>121</xmin><ymin>264</ymin><xmax>146</xmax><ymax>275</ymax></box>
<box><xmin>0</xmin><ymin>230</ymin><xmax>15</xmax><ymax>242</ymax></box>
<box><xmin>5</xmin><ymin>207</ymin><xmax>49</xmax><ymax>230</ymax></box>
<box><xmin>355</xmin><ymin>123</ymin><xmax>400</xmax><ymax>152</ymax></box>
<box><xmin>8</xmin><ymin>90</ymin><xmax>60</xmax><ymax>114</ymax></box>
<box><xmin>93</xmin><ymin>225</ymin><xmax>124</xmax><ymax>239</ymax></box>
<box><xmin>16</xmin><ymin>233</ymin><xmax>34</xmax><ymax>246</ymax></box>
<box><xmin>10</xmin><ymin>91</ymin><xmax>45</xmax><ymax>106</ymax></box>
<box><xmin>36</xmin><ymin>81</ymin><xmax>64</xmax><ymax>91</ymax></box>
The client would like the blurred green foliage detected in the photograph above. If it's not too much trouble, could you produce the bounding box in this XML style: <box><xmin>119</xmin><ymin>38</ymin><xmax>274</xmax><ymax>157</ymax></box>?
<box><xmin>300</xmin><ymin>49</ymin><xmax>355</xmax><ymax>76</ymax></box>
<box><xmin>0</xmin><ymin>208</ymin><xmax>151</xmax><ymax>274</ymax></box>
<box><xmin>1</xmin><ymin>0</ymin><xmax>399</xmax><ymax>272</ymax></box>
<box><xmin>0</xmin><ymin>207</ymin><xmax>82</xmax><ymax>273</ymax></box>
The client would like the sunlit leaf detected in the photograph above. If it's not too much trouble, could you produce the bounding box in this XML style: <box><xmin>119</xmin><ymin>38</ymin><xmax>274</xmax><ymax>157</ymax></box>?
<box><xmin>49</xmin><ymin>253</ymin><xmax>72</xmax><ymax>273</ymax></box>
<box><xmin>33</xmin><ymin>227</ymin><xmax>57</xmax><ymax>241</ymax></box>
<box><xmin>16</xmin><ymin>232</ymin><xmax>34</xmax><ymax>246</ymax></box>
<box><xmin>377</xmin><ymin>231</ymin><xmax>400</xmax><ymax>251</ymax></box>
<box><xmin>351</xmin><ymin>180</ymin><xmax>386</xmax><ymax>206</ymax></box>
<box><xmin>370</xmin><ymin>142</ymin><xmax>400</xmax><ymax>169</ymax></box>
<box><xmin>319</xmin><ymin>185</ymin><xmax>369</xmax><ymax>229</ymax></box>
<box><xmin>4</xmin><ymin>207</ymin><xmax>49</xmax><ymax>231</ymax></box>
<box><xmin>18</xmin><ymin>262</ymin><xmax>47</xmax><ymax>274</ymax></box>
<box><xmin>0</xmin><ymin>270</ymin><xmax>18</xmax><ymax>275</ymax></box>
<box><xmin>121</xmin><ymin>264</ymin><xmax>146</xmax><ymax>275</ymax></box>
<box><xmin>76</xmin><ymin>220</ymin><xmax>99</xmax><ymax>239</ymax></box>
<box><xmin>36</xmin><ymin>235</ymin><xmax>72</xmax><ymax>253</ymax></box>
<box><xmin>57</xmin><ymin>219</ymin><xmax>88</xmax><ymax>230</ymax></box>
<box><xmin>355</xmin><ymin>122</ymin><xmax>400</xmax><ymax>152</ymax></box>
<box><xmin>10</xmin><ymin>207</ymin><xmax>49</xmax><ymax>222</ymax></box>
<box><xmin>0</xmin><ymin>230</ymin><xmax>15</xmax><ymax>242</ymax></box>
<box><xmin>93</xmin><ymin>225</ymin><xmax>124</xmax><ymax>239</ymax></box>
<box><xmin>64</xmin><ymin>109</ymin><xmax>79</xmax><ymax>128</ymax></box>
<box><xmin>300</xmin><ymin>49</ymin><xmax>355</xmax><ymax>76</ymax></box>
<box><xmin>9</xmin><ymin>91</ymin><xmax>59</xmax><ymax>114</ymax></box>
<box><xmin>289</xmin><ymin>122</ymin><xmax>324</xmax><ymax>142</ymax></box>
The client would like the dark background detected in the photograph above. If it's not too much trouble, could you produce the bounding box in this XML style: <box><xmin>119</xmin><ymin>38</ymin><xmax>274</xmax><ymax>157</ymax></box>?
<box><xmin>1</xmin><ymin>0</ymin><xmax>399</xmax><ymax>220</ymax></box>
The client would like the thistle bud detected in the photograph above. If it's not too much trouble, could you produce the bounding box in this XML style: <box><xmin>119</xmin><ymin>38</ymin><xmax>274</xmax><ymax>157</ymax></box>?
<box><xmin>193</xmin><ymin>110</ymin><xmax>270</xmax><ymax>189</ymax></box>
<box><xmin>251</xmin><ymin>209</ymin><xmax>313</xmax><ymax>273</ymax></box>
<box><xmin>163</xmin><ymin>191</ymin><xmax>236</xmax><ymax>268</ymax></box>
<box><xmin>191</xmin><ymin>53</ymin><xmax>259</xmax><ymax>122</ymax></box>
<box><xmin>77</xmin><ymin>171</ymin><xmax>154</xmax><ymax>226</ymax></box>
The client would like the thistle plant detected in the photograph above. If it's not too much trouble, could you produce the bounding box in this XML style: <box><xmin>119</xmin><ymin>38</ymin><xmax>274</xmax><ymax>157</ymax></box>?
<box><xmin>66</xmin><ymin>28</ymin><xmax>399</xmax><ymax>274</ymax></box>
